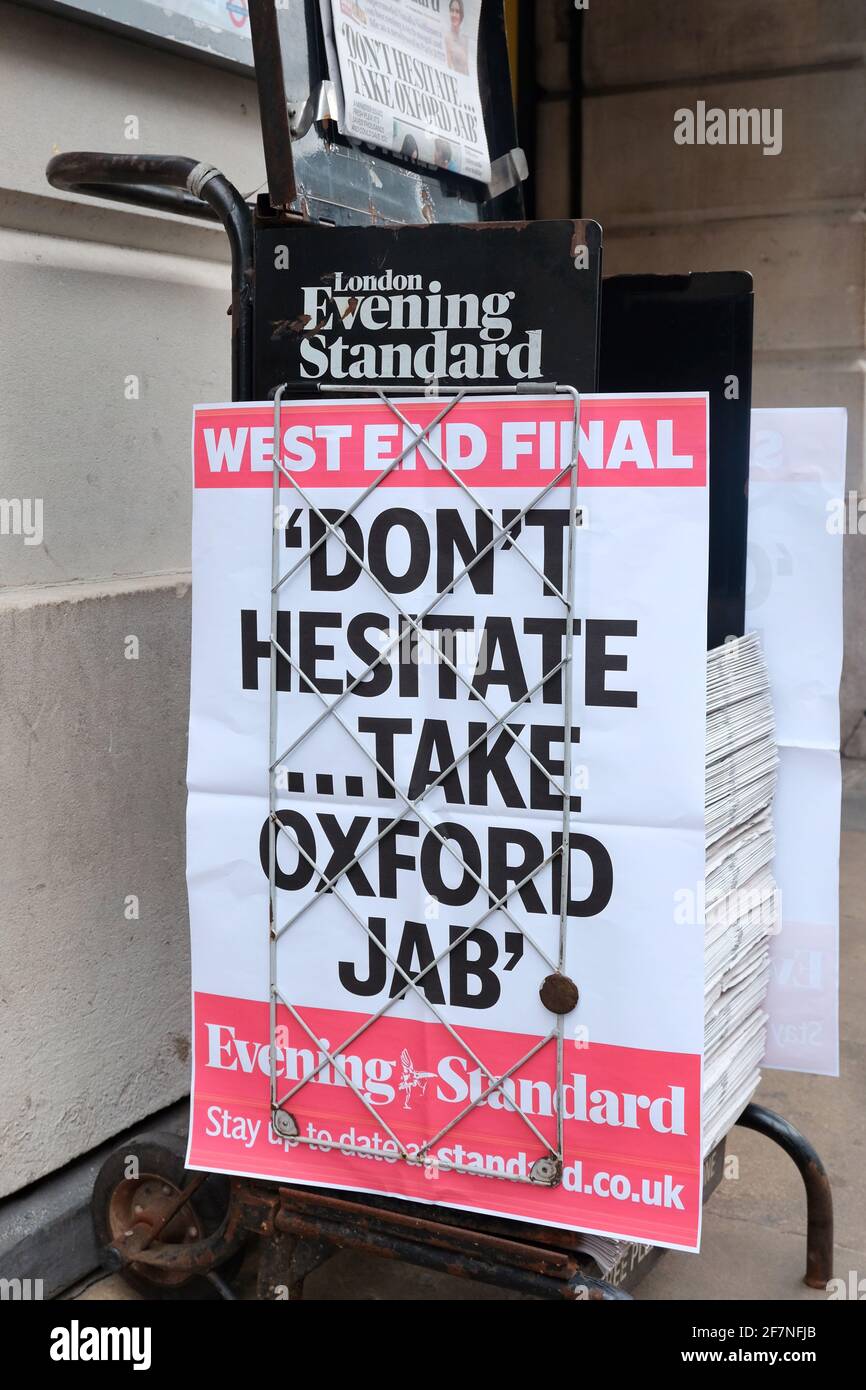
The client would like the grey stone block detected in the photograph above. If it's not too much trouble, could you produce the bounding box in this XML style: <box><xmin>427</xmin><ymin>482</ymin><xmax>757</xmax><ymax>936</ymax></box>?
<box><xmin>0</xmin><ymin>1101</ymin><xmax>188</xmax><ymax>1299</ymax></box>
<box><xmin>0</xmin><ymin>582</ymin><xmax>193</xmax><ymax>1196</ymax></box>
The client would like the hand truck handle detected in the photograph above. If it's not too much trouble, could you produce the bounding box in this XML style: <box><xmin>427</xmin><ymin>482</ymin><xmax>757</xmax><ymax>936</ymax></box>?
<box><xmin>46</xmin><ymin>151</ymin><xmax>244</xmax><ymax>222</ymax></box>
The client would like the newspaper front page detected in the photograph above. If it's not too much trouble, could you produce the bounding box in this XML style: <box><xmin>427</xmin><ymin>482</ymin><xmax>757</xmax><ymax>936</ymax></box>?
<box><xmin>321</xmin><ymin>0</ymin><xmax>491</xmax><ymax>182</ymax></box>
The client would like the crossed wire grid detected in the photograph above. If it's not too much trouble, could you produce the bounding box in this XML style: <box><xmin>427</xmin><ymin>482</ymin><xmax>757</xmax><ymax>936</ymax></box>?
<box><xmin>267</xmin><ymin>382</ymin><xmax>581</xmax><ymax>1185</ymax></box>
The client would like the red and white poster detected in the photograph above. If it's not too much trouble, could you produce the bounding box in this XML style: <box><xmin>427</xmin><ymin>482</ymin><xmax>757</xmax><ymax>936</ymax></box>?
<box><xmin>186</xmin><ymin>392</ymin><xmax>709</xmax><ymax>1251</ymax></box>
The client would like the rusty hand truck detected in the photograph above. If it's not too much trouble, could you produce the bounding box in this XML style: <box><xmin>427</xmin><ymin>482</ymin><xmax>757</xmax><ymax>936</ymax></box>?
<box><xmin>45</xmin><ymin>0</ymin><xmax>833</xmax><ymax>1301</ymax></box>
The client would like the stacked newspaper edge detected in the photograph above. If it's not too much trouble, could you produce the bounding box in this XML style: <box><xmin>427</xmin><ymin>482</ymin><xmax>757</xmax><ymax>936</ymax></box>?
<box><xmin>577</xmin><ymin>632</ymin><xmax>778</xmax><ymax>1278</ymax></box>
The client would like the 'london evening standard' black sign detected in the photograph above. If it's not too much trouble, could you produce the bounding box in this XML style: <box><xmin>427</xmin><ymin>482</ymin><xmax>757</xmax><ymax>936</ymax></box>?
<box><xmin>252</xmin><ymin>221</ymin><xmax>602</xmax><ymax>398</ymax></box>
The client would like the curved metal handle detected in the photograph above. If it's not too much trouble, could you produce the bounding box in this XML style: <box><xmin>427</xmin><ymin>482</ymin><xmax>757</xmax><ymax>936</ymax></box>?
<box><xmin>47</xmin><ymin>151</ymin><xmax>227</xmax><ymax>220</ymax></box>
<box><xmin>45</xmin><ymin>152</ymin><xmax>255</xmax><ymax>401</ymax></box>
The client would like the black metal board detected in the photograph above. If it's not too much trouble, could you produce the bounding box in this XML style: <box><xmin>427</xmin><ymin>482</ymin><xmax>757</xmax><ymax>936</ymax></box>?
<box><xmin>598</xmin><ymin>272</ymin><xmax>754</xmax><ymax>650</ymax></box>
<box><xmin>252</xmin><ymin>219</ymin><xmax>602</xmax><ymax>399</ymax></box>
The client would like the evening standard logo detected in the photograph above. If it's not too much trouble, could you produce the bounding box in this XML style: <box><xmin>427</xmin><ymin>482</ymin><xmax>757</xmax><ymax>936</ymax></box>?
<box><xmin>296</xmin><ymin>270</ymin><xmax>543</xmax><ymax>381</ymax></box>
<box><xmin>50</xmin><ymin>1320</ymin><xmax>151</xmax><ymax>1371</ymax></box>
<box><xmin>399</xmin><ymin>1048</ymin><xmax>436</xmax><ymax>1108</ymax></box>
<box><xmin>205</xmin><ymin>1022</ymin><xmax>688</xmax><ymax>1134</ymax></box>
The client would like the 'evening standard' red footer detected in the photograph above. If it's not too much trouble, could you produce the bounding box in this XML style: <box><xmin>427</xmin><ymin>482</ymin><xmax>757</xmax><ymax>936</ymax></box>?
<box><xmin>188</xmin><ymin>992</ymin><xmax>702</xmax><ymax>1250</ymax></box>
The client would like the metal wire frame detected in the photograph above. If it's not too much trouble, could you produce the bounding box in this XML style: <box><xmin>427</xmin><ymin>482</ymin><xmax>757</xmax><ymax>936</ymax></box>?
<box><xmin>268</xmin><ymin>383</ymin><xmax>579</xmax><ymax>1177</ymax></box>
<box><xmin>267</xmin><ymin>381</ymin><xmax>580</xmax><ymax>1187</ymax></box>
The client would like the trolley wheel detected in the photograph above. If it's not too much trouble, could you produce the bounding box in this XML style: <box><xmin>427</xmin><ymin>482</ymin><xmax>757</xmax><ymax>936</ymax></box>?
<box><xmin>91</xmin><ymin>1131</ymin><xmax>241</xmax><ymax>1299</ymax></box>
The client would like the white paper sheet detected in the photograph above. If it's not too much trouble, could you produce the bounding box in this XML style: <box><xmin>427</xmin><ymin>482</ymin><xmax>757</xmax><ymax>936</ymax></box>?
<box><xmin>746</xmin><ymin>408</ymin><xmax>846</xmax><ymax>1076</ymax></box>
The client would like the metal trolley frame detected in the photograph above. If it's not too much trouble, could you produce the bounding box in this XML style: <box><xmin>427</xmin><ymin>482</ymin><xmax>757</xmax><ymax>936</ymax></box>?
<box><xmin>45</xmin><ymin>0</ymin><xmax>834</xmax><ymax>1299</ymax></box>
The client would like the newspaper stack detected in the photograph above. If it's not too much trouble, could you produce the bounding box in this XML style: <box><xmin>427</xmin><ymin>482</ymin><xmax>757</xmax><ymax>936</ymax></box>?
<box><xmin>703</xmin><ymin>632</ymin><xmax>778</xmax><ymax>1153</ymax></box>
<box><xmin>577</xmin><ymin>632</ymin><xmax>778</xmax><ymax>1276</ymax></box>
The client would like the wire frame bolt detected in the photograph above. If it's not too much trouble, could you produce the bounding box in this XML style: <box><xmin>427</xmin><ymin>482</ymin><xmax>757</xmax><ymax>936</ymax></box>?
<box><xmin>272</xmin><ymin>1109</ymin><xmax>299</xmax><ymax>1139</ymax></box>
<box><xmin>539</xmin><ymin>973</ymin><xmax>580</xmax><ymax>1015</ymax></box>
<box><xmin>530</xmin><ymin>1157</ymin><xmax>563</xmax><ymax>1187</ymax></box>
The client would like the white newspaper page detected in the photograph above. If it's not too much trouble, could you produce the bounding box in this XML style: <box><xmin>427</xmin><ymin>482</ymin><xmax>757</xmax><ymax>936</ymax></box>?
<box><xmin>746</xmin><ymin>408</ymin><xmax>846</xmax><ymax>1076</ymax></box>
<box><xmin>186</xmin><ymin>392</ymin><xmax>709</xmax><ymax>1250</ymax></box>
<box><xmin>322</xmin><ymin>0</ymin><xmax>491</xmax><ymax>182</ymax></box>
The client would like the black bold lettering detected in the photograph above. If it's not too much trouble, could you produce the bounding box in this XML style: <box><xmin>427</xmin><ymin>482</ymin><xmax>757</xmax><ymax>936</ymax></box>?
<box><xmin>553</xmin><ymin>832</ymin><xmax>614</xmax><ymax>917</ymax></box>
<box><xmin>241</xmin><ymin>609</ymin><xmax>291</xmax><ymax>691</ymax></box>
<box><xmin>389</xmin><ymin>920</ymin><xmax>444</xmax><ymax>1003</ymax></box>
<box><xmin>298</xmin><ymin>611</ymin><xmax>342</xmax><ymax>695</ymax></box>
<box><xmin>420</xmin><ymin>822</ymin><xmax>481</xmax><ymax>907</ymax></box>
<box><xmin>408</xmin><ymin>720</ymin><xmax>464</xmax><ymax>803</ymax></box>
<box><xmin>468</xmin><ymin>722</ymin><xmax>525</xmax><ymax>808</ymax></box>
<box><xmin>259</xmin><ymin>810</ymin><xmax>316</xmax><ymax>890</ymax></box>
<box><xmin>488</xmin><ymin>828</ymin><xmax>545</xmax><ymax>914</ymax></box>
<box><xmin>449</xmin><ymin>926</ymin><xmax>500</xmax><ymax>1008</ymax></box>
<box><xmin>317</xmin><ymin>814</ymin><xmax>374</xmax><ymax>896</ymax></box>
<box><xmin>435</xmin><ymin>509</ymin><xmax>494</xmax><ymax>595</ymax></box>
<box><xmin>421</xmin><ymin>615</ymin><xmax>474</xmax><ymax>699</ymax></box>
<box><xmin>525</xmin><ymin>510</ymin><xmax>569</xmax><ymax>595</ymax></box>
<box><xmin>368</xmin><ymin>508</ymin><xmax>430</xmax><ymax>593</ymax></box>
<box><xmin>339</xmin><ymin>917</ymin><xmax>387</xmax><ymax>996</ymax></box>
<box><xmin>471</xmin><ymin>618</ymin><xmax>528</xmax><ymax>702</ymax></box>
<box><xmin>378</xmin><ymin>821</ymin><xmax>419</xmax><ymax>899</ymax></box>
<box><xmin>346</xmin><ymin>612</ymin><xmax>391</xmax><ymax>696</ymax></box>
<box><xmin>357</xmin><ymin>717</ymin><xmax>412</xmax><ymax>797</ymax></box>
<box><xmin>529</xmin><ymin>724</ymin><xmax>581</xmax><ymax>812</ymax></box>
<box><xmin>585</xmin><ymin>619</ymin><xmax>638</xmax><ymax>708</ymax></box>
<box><xmin>523</xmin><ymin>617</ymin><xmax>568</xmax><ymax>704</ymax></box>
<box><xmin>309</xmin><ymin>510</ymin><xmax>363</xmax><ymax>590</ymax></box>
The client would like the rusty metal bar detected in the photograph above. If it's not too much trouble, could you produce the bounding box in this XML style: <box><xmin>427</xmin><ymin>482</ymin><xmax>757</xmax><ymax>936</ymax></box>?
<box><xmin>274</xmin><ymin>1186</ymin><xmax>630</xmax><ymax>1299</ymax></box>
<box><xmin>736</xmin><ymin>1102</ymin><xmax>834</xmax><ymax>1289</ymax></box>
<box><xmin>248</xmin><ymin>0</ymin><xmax>299</xmax><ymax>211</ymax></box>
<box><xmin>275</xmin><ymin>1183</ymin><xmax>573</xmax><ymax>1276</ymax></box>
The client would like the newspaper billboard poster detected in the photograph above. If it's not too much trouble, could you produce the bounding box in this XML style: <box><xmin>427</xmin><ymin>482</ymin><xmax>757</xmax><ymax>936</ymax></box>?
<box><xmin>321</xmin><ymin>0</ymin><xmax>491</xmax><ymax>182</ymax></box>
<box><xmin>746</xmin><ymin>408</ymin><xmax>846</xmax><ymax>1076</ymax></box>
<box><xmin>186</xmin><ymin>391</ymin><xmax>709</xmax><ymax>1251</ymax></box>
